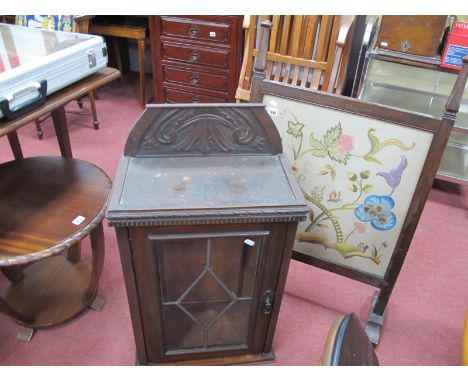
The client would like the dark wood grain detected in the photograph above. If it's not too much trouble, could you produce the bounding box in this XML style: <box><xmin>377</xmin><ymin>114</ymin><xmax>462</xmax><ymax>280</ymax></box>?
<box><xmin>0</xmin><ymin>157</ymin><xmax>111</xmax><ymax>334</ymax></box>
<box><xmin>107</xmin><ymin>104</ymin><xmax>307</xmax><ymax>365</ymax></box>
<box><xmin>376</xmin><ymin>16</ymin><xmax>448</xmax><ymax>58</ymax></box>
<box><xmin>0</xmin><ymin>157</ymin><xmax>111</xmax><ymax>265</ymax></box>
<box><xmin>150</xmin><ymin>16</ymin><xmax>243</xmax><ymax>104</ymax></box>
<box><xmin>321</xmin><ymin>313</ymin><xmax>379</xmax><ymax>366</ymax></box>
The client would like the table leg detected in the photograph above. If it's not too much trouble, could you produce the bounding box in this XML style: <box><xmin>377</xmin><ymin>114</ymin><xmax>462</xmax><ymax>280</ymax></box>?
<box><xmin>1</xmin><ymin>265</ymin><xmax>25</xmax><ymax>284</ymax></box>
<box><xmin>87</xmin><ymin>222</ymin><xmax>105</xmax><ymax>303</ymax></box>
<box><xmin>461</xmin><ymin>184</ymin><xmax>467</xmax><ymax>209</ymax></box>
<box><xmin>17</xmin><ymin>326</ymin><xmax>35</xmax><ymax>342</ymax></box>
<box><xmin>51</xmin><ymin>106</ymin><xmax>73</xmax><ymax>158</ymax></box>
<box><xmin>0</xmin><ymin>296</ymin><xmax>34</xmax><ymax>324</ymax></box>
<box><xmin>138</xmin><ymin>37</ymin><xmax>146</xmax><ymax>108</ymax></box>
<box><xmin>67</xmin><ymin>241</ymin><xmax>81</xmax><ymax>263</ymax></box>
<box><xmin>88</xmin><ymin>91</ymin><xmax>99</xmax><ymax>129</ymax></box>
<box><xmin>7</xmin><ymin>131</ymin><xmax>23</xmax><ymax>159</ymax></box>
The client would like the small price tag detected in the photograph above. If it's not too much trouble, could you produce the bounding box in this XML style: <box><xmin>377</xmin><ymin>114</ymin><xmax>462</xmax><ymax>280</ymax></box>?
<box><xmin>244</xmin><ymin>239</ymin><xmax>255</xmax><ymax>247</ymax></box>
<box><xmin>72</xmin><ymin>215</ymin><xmax>86</xmax><ymax>225</ymax></box>
<box><xmin>380</xmin><ymin>41</ymin><xmax>388</xmax><ymax>47</ymax></box>
<box><xmin>267</xmin><ymin>107</ymin><xmax>279</xmax><ymax>117</ymax></box>
<box><xmin>209</xmin><ymin>31</ymin><xmax>216</xmax><ymax>38</ymax></box>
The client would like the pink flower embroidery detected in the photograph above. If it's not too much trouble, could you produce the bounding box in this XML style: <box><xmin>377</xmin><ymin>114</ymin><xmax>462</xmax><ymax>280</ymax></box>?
<box><xmin>336</xmin><ymin>134</ymin><xmax>357</xmax><ymax>153</ymax></box>
<box><xmin>353</xmin><ymin>221</ymin><xmax>366</xmax><ymax>233</ymax></box>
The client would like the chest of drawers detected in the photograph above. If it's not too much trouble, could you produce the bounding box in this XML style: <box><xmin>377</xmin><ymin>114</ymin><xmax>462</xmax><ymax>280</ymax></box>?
<box><xmin>149</xmin><ymin>16</ymin><xmax>243</xmax><ymax>103</ymax></box>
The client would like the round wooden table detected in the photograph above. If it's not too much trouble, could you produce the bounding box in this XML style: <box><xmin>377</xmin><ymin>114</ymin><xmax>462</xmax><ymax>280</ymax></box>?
<box><xmin>0</xmin><ymin>156</ymin><xmax>111</xmax><ymax>341</ymax></box>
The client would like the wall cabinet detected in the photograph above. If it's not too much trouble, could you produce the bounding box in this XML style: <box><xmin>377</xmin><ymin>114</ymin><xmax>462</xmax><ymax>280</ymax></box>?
<box><xmin>107</xmin><ymin>104</ymin><xmax>307</xmax><ymax>365</ymax></box>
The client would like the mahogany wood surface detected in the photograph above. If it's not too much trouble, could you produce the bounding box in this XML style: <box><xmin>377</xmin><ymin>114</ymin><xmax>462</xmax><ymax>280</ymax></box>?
<box><xmin>107</xmin><ymin>104</ymin><xmax>307</xmax><ymax>365</ymax></box>
<box><xmin>321</xmin><ymin>313</ymin><xmax>379</xmax><ymax>366</ymax></box>
<box><xmin>0</xmin><ymin>157</ymin><xmax>112</xmax><ymax>333</ymax></box>
<box><xmin>150</xmin><ymin>16</ymin><xmax>243</xmax><ymax>104</ymax></box>
<box><xmin>376</xmin><ymin>16</ymin><xmax>448</xmax><ymax>58</ymax></box>
<box><xmin>0</xmin><ymin>67</ymin><xmax>121</xmax><ymax>159</ymax></box>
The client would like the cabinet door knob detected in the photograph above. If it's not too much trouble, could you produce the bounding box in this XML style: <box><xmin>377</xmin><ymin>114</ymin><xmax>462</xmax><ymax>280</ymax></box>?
<box><xmin>188</xmin><ymin>25</ymin><xmax>199</xmax><ymax>38</ymax></box>
<box><xmin>191</xmin><ymin>95</ymin><xmax>200</xmax><ymax>103</ymax></box>
<box><xmin>190</xmin><ymin>74</ymin><xmax>199</xmax><ymax>85</ymax></box>
<box><xmin>189</xmin><ymin>51</ymin><xmax>199</xmax><ymax>63</ymax></box>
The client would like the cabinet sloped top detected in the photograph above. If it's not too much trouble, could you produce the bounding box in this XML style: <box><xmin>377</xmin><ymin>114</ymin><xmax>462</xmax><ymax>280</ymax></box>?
<box><xmin>108</xmin><ymin>104</ymin><xmax>307</xmax><ymax>226</ymax></box>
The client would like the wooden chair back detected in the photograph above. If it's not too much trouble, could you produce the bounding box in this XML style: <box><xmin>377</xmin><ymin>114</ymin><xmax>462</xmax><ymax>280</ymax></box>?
<box><xmin>236</xmin><ymin>15</ymin><xmax>354</xmax><ymax>102</ymax></box>
<box><xmin>321</xmin><ymin>313</ymin><xmax>379</xmax><ymax>366</ymax></box>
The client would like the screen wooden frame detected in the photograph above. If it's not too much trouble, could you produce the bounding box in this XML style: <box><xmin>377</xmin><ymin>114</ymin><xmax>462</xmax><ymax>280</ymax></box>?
<box><xmin>250</xmin><ymin>20</ymin><xmax>468</xmax><ymax>344</ymax></box>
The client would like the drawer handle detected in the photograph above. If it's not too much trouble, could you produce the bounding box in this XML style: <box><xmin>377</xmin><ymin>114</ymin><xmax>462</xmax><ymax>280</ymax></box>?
<box><xmin>189</xmin><ymin>51</ymin><xmax>199</xmax><ymax>63</ymax></box>
<box><xmin>190</xmin><ymin>74</ymin><xmax>199</xmax><ymax>85</ymax></box>
<box><xmin>188</xmin><ymin>25</ymin><xmax>199</xmax><ymax>38</ymax></box>
<box><xmin>191</xmin><ymin>95</ymin><xmax>200</xmax><ymax>103</ymax></box>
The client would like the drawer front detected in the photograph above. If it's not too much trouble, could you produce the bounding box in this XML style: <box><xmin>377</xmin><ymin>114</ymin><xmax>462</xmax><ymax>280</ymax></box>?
<box><xmin>162</xmin><ymin>42</ymin><xmax>230</xmax><ymax>69</ymax></box>
<box><xmin>164</xmin><ymin>66</ymin><xmax>228</xmax><ymax>92</ymax></box>
<box><xmin>161</xmin><ymin>16</ymin><xmax>230</xmax><ymax>44</ymax></box>
<box><xmin>165</xmin><ymin>87</ymin><xmax>228</xmax><ymax>104</ymax></box>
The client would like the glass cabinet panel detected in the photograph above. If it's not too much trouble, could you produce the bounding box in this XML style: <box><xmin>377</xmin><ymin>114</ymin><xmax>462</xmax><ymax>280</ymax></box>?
<box><xmin>151</xmin><ymin>232</ymin><xmax>267</xmax><ymax>353</ymax></box>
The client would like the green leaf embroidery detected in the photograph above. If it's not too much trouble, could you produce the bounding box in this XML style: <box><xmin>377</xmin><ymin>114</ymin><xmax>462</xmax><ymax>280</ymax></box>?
<box><xmin>328</xmin><ymin>149</ymin><xmax>351</xmax><ymax>165</ymax></box>
<box><xmin>380</xmin><ymin>138</ymin><xmax>415</xmax><ymax>151</ymax></box>
<box><xmin>324</xmin><ymin>123</ymin><xmax>342</xmax><ymax>146</ymax></box>
<box><xmin>336</xmin><ymin>242</ymin><xmax>359</xmax><ymax>256</ymax></box>
<box><xmin>309</xmin><ymin>134</ymin><xmax>329</xmax><ymax>157</ymax></box>
<box><xmin>363</xmin><ymin>128</ymin><xmax>415</xmax><ymax>161</ymax></box>
<box><xmin>366</xmin><ymin>129</ymin><xmax>380</xmax><ymax>156</ymax></box>
<box><xmin>362</xmin><ymin>184</ymin><xmax>375</xmax><ymax>193</ymax></box>
<box><xmin>310</xmin><ymin>185</ymin><xmax>326</xmax><ymax>202</ymax></box>
<box><xmin>363</xmin><ymin>154</ymin><xmax>382</xmax><ymax>165</ymax></box>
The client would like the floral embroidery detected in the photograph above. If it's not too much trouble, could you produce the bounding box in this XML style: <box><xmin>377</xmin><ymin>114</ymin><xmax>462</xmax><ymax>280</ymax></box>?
<box><xmin>377</xmin><ymin>155</ymin><xmax>408</xmax><ymax>192</ymax></box>
<box><xmin>354</xmin><ymin>221</ymin><xmax>366</xmax><ymax>233</ymax></box>
<box><xmin>327</xmin><ymin>189</ymin><xmax>341</xmax><ymax>203</ymax></box>
<box><xmin>287</xmin><ymin>121</ymin><xmax>304</xmax><ymax>138</ymax></box>
<box><xmin>276</xmin><ymin>102</ymin><xmax>417</xmax><ymax>265</ymax></box>
<box><xmin>354</xmin><ymin>195</ymin><xmax>396</xmax><ymax>231</ymax></box>
<box><xmin>336</xmin><ymin>134</ymin><xmax>357</xmax><ymax>153</ymax></box>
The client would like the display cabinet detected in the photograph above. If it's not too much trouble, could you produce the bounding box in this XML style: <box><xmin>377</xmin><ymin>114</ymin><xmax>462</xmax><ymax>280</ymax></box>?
<box><xmin>149</xmin><ymin>16</ymin><xmax>243</xmax><ymax>104</ymax></box>
<box><xmin>106</xmin><ymin>104</ymin><xmax>307</xmax><ymax>365</ymax></box>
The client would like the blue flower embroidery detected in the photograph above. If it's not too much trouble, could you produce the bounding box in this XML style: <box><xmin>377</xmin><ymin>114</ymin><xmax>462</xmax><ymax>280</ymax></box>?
<box><xmin>354</xmin><ymin>195</ymin><xmax>396</xmax><ymax>231</ymax></box>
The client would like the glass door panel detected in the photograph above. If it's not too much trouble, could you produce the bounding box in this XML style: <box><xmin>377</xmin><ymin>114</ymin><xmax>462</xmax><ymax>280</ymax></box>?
<box><xmin>151</xmin><ymin>231</ymin><xmax>268</xmax><ymax>353</ymax></box>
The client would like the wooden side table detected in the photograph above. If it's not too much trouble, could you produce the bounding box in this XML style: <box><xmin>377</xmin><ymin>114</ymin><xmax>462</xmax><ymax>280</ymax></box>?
<box><xmin>0</xmin><ymin>67</ymin><xmax>121</xmax><ymax>160</ymax></box>
<box><xmin>89</xmin><ymin>18</ymin><xmax>148</xmax><ymax>108</ymax></box>
<box><xmin>0</xmin><ymin>156</ymin><xmax>111</xmax><ymax>341</ymax></box>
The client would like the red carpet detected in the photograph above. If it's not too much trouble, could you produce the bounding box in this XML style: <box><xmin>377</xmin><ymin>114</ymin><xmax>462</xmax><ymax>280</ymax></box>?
<box><xmin>0</xmin><ymin>73</ymin><xmax>467</xmax><ymax>366</ymax></box>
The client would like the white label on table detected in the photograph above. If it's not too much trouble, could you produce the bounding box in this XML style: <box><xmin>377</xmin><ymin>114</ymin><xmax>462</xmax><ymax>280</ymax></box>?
<box><xmin>72</xmin><ymin>215</ymin><xmax>86</xmax><ymax>225</ymax></box>
<box><xmin>210</xmin><ymin>31</ymin><xmax>216</xmax><ymax>38</ymax></box>
<box><xmin>244</xmin><ymin>239</ymin><xmax>255</xmax><ymax>247</ymax></box>
<box><xmin>380</xmin><ymin>41</ymin><xmax>388</xmax><ymax>47</ymax></box>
